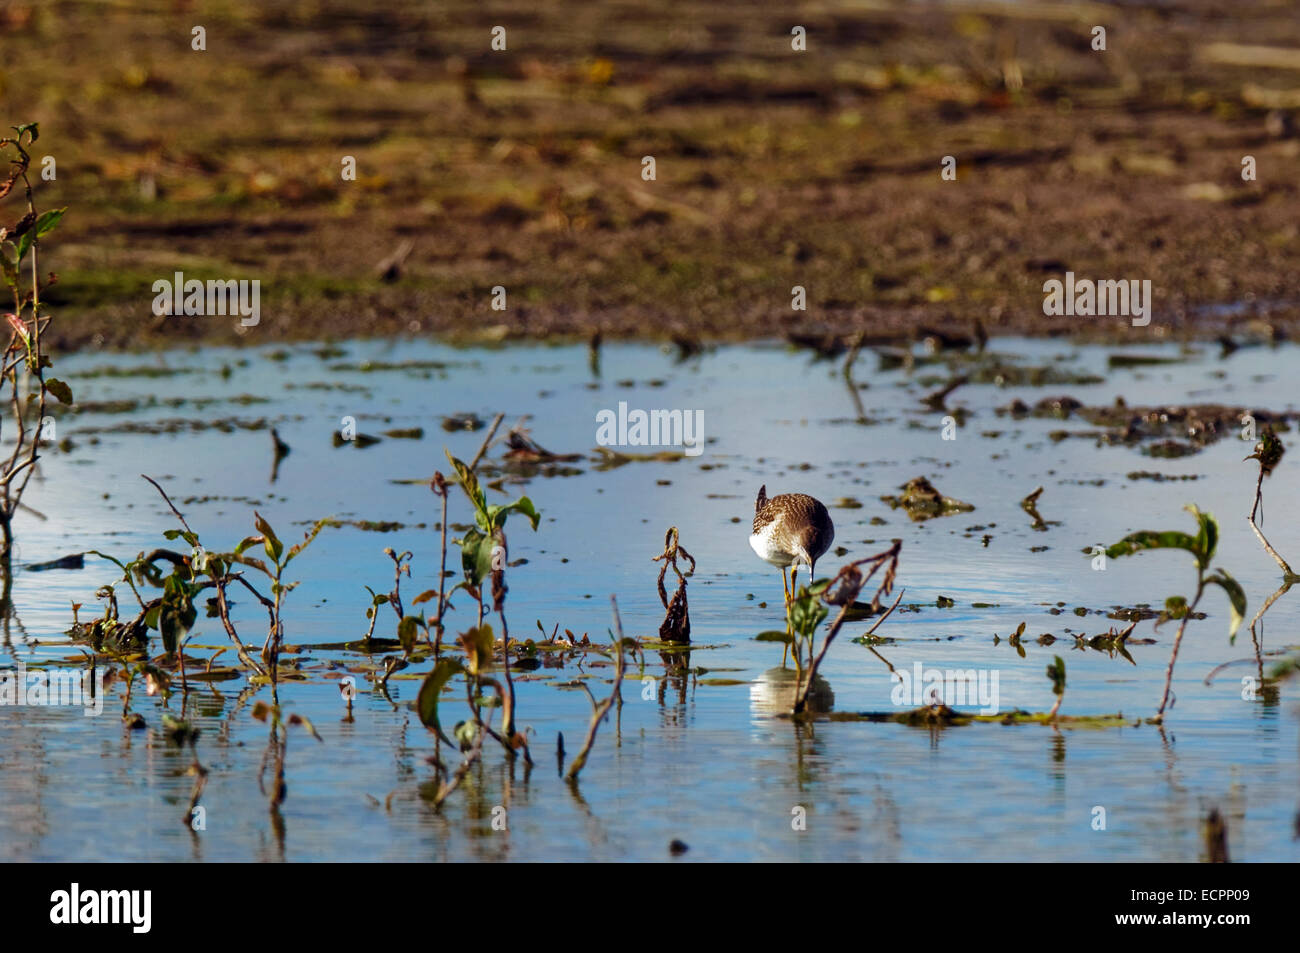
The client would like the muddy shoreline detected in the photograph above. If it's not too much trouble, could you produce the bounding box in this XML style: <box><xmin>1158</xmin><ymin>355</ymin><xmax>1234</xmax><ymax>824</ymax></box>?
<box><xmin>4</xmin><ymin>1</ymin><xmax>1297</xmax><ymax>353</ymax></box>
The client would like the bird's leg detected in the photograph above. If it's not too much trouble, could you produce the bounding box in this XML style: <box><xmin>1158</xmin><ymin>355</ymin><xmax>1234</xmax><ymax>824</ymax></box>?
<box><xmin>789</xmin><ymin>564</ymin><xmax>801</xmax><ymax>666</ymax></box>
<box><xmin>781</xmin><ymin>567</ymin><xmax>792</xmax><ymax>665</ymax></box>
<box><xmin>806</xmin><ymin>561</ymin><xmax>818</xmax><ymax>663</ymax></box>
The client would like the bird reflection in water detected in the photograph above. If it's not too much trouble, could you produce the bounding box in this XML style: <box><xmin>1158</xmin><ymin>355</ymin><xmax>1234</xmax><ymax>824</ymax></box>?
<box><xmin>750</xmin><ymin>666</ymin><xmax>835</xmax><ymax>717</ymax></box>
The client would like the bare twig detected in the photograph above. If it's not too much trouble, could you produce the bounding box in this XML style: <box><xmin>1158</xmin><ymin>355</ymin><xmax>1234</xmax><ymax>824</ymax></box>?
<box><xmin>142</xmin><ymin>473</ymin><xmax>196</xmax><ymax>535</ymax></box>
<box><xmin>431</xmin><ymin>471</ymin><xmax>450</xmax><ymax>643</ymax></box>
<box><xmin>565</xmin><ymin>595</ymin><xmax>628</xmax><ymax>781</ymax></box>
<box><xmin>468</xmin><ymin>412</ymin><xmax>506</xmax><ymax>472</ymax></box>
<box><xmin>1248</xmin><ymin>467</ymin><xmax>1295</xmax><ymax>577</ymax></box>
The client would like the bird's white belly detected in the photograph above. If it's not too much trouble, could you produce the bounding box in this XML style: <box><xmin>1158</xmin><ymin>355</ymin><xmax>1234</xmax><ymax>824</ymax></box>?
<box><xmin>750</xmin><ymin>529</ymin><xmax>795</xmax><ymax>567</ymax></box>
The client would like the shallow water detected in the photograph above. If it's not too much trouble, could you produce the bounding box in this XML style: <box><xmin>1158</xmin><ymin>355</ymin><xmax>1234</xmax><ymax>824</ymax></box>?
<box><xmin>1</xmin><ymin>336</ymin><xmax>1297</xmax><ymax>862</ymax></box>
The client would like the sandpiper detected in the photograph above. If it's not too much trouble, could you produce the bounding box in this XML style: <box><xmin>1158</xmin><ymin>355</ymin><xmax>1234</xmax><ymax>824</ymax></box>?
<box><xmin>749</xmin><ymin>485</ymin><xmax>835</xmax><ymax>607</ymax></box>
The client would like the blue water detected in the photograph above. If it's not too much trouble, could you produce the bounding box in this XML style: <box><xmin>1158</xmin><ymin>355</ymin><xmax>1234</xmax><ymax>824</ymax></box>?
<box><xmin>1</xmin><ymin>337</ymin><xmax>1296</xmax><ymax>861</ymax></box>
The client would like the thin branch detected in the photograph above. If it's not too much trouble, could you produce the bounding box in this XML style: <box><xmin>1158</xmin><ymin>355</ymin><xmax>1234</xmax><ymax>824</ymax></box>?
<box><xmin>565</xmin><ymin>595</ymin><xmax>627</xmax><ymax>782</ymax></box>
<box><xmin>1248</xmin><ymin>474</ymin><xmax>1295</xmax><ymax>577</ymax></box>
<box><xmin>141</xmin><ymin>473</ymin><xmax>196</xmax><ymax>535</ymax></box>
<box><xmin>1154</xmin><ymin>584</ymin><xmax>1203</xmax><ymax>722</ymax></box>
<box><xmin>468</xmin><ymin>412</ymin><xmax>506</xmax><ymax>472</ymax></box>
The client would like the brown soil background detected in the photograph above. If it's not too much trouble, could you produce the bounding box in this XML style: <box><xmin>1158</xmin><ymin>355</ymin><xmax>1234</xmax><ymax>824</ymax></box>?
<box><xmin>4</xmin><ymin>0</ymin><xmax>1300</xmax><ymax>351</ymax></box>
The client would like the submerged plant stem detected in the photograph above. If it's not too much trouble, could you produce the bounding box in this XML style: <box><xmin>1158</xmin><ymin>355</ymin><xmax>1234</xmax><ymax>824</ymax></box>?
<box><xmin>1249</xmin><ymin>468</ymin><xmax>1295</xmax><ymax>578</ymax></box>
<box><xmin>1155</xmin><ymin>585</ymin><xmax>1204</xmax><ymax>722</ymax></box>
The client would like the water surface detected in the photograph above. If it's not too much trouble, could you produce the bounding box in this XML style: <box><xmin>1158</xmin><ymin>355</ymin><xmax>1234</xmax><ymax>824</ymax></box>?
<box><xmin>1</xmin><ymin>337</ymin><xmax>1297</xmax><ymax>861</ymax></box>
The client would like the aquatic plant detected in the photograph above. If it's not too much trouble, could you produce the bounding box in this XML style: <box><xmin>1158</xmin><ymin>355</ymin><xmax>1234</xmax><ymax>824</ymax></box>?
<box><xmin>1245</xmin><ymin>426</ymin><xmax>1294</xmax><ymax>580</ymax></box>
<box><xmin>1097</xmin><ymin>505</ymin><xmax>1246</xmax><ymax>722</ymax></box>
<box><xmin>413</xmin><ymin>425</ymin><xmax>543</xmax><ymax>805</ymax></box>
<box><xmin>0</xmin><ymin>122</ymin><xmax>70</xmax><ymax>567</ymax></box>
<box><xmin>428</xmin><ymin>469</ymin><xmax>451</xmax><ymax>642</ymax></box>
<box><xmin>72</xmin><ymin>476</ymin><xmax>330</xmax><ymax>703</ymax></box>
<box><xmin>443</xmin><ymin>447</ymin><xmax>539</xmax><ymax>738</ymax></box>
<box><xmin>1045</xmin><ymin>656</ymin><xmax>1066</xmax><ymax>722</ymax></box>
<box><xmin>228</xmin><ymin>513</ymin><xmax>330</xmax><ymax>683</ymax></box>
<box><xmin>138</xmin><ymin>475</ymin><xmax>329</xmax><ymax>686</ymax></box>
<box><xmin>790</xmin><ymin>541</ymin><xmax>903</xmax><ymax>714</ymax></box>
<box><xmin>252</xmin><ymin>699</ymin><xmax>322</xmax><ymax>814</ymax></box>
<box><xmin>651</xmin><ymin>526</ymin><xmax>694</xmax><ymax>644</ymax></box>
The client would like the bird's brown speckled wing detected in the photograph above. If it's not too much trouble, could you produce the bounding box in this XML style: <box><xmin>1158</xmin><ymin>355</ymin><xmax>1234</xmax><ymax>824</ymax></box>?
<box><xmin>773</xmin><ymin>493</ymin><xmax>834</xmax><ymax>562</ymax></box>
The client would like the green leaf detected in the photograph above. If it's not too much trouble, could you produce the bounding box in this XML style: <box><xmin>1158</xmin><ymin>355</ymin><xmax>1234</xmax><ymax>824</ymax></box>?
<box><xmin>460</xmin><ymin>624</ymin><xmax>495</xmax><ymax>675</ymax></box>
<box><xmin>254</xmin><ymin>512</ymin><xmax>283</xmax><ymax>563</ymax></box>
<box><xmin>283</xmin><ymin>516</ymin><xmax>330</xmax><ymax>566</ymax></box>
<box><xmin>12</xmin><ymin>122</ymin><xmax>38</xmax><ymax>143</ymax></box>
<box><xmin>397</xmin><ymin>615</ymin><xmax>422</xmax><ymax>655</ymax></box>
<box><xmin>486</xmin><ymin>496</ymin><xmax>541</xmax><ymax>532</ymax></box>
<box><xmin>456</xmin><ymin>527</ymin><xmax>493</xmax><ymax>587</ymax></box>
<box><xmin>755</xmin><ymin>630</ymin><xmax>794</xmax><ymax>644</ymax></box>
<box><xmin>1186</xmin><ymin>504</ymin><xmax>1218</xmax><ymax>569</ymax></box>
<box><xmin>233</xmin><ymin>534</ymin><xmax>263</xmax><ymax>556</ymax></box>
<box><xmin>444</xmin><ymin>450</ymin><xmax>487</xmax><ymax>521</ymax></box>
<box><xmin>44</xmin><ymin>378</ymin><xmax>73</xmax><ymax>405</ymax></box>
<box><xmin>17</xmin><ymin>208</ymin><xmax>65</xmax><ymax>261</ymax></box>
<box><xmin>788</xmin><ymin>591</ymin><xmax>828</xmax><ymax>638</ymax></box>
<box><xmin>1103</xmin><ymin>530</ymin><xmax>1198</xmax><ymax>561</ymax></box>
<box><xmin>1046</xmin><ymin>655</ymin><xmax>1066</xmax><ymax>695</ymax></box>
<box><xmin>34</xmin><ymin>207</ymin><xmax>65</xmax><ymax>239</ymax></box>
<box><xmin>1156</xmin><ymin>594</ymin><xmax>1189</xmax><ymax>629</ymax></box>
<box><xmin>1205</xmin><ymin>568</ymin><xmax>1247</xmax><ymax>643</ymax></box>
<box><xmin>416</xmin><ymin>658</ymin><xmax>464</xmax><ymax>732</ymax></box>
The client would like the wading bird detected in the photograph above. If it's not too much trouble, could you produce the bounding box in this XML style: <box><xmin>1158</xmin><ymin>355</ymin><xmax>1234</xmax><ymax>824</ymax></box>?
<box><xmin>749</xmin><ymin>485</ymin><xmax>835</xmax><ymax>610</ymax></box>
